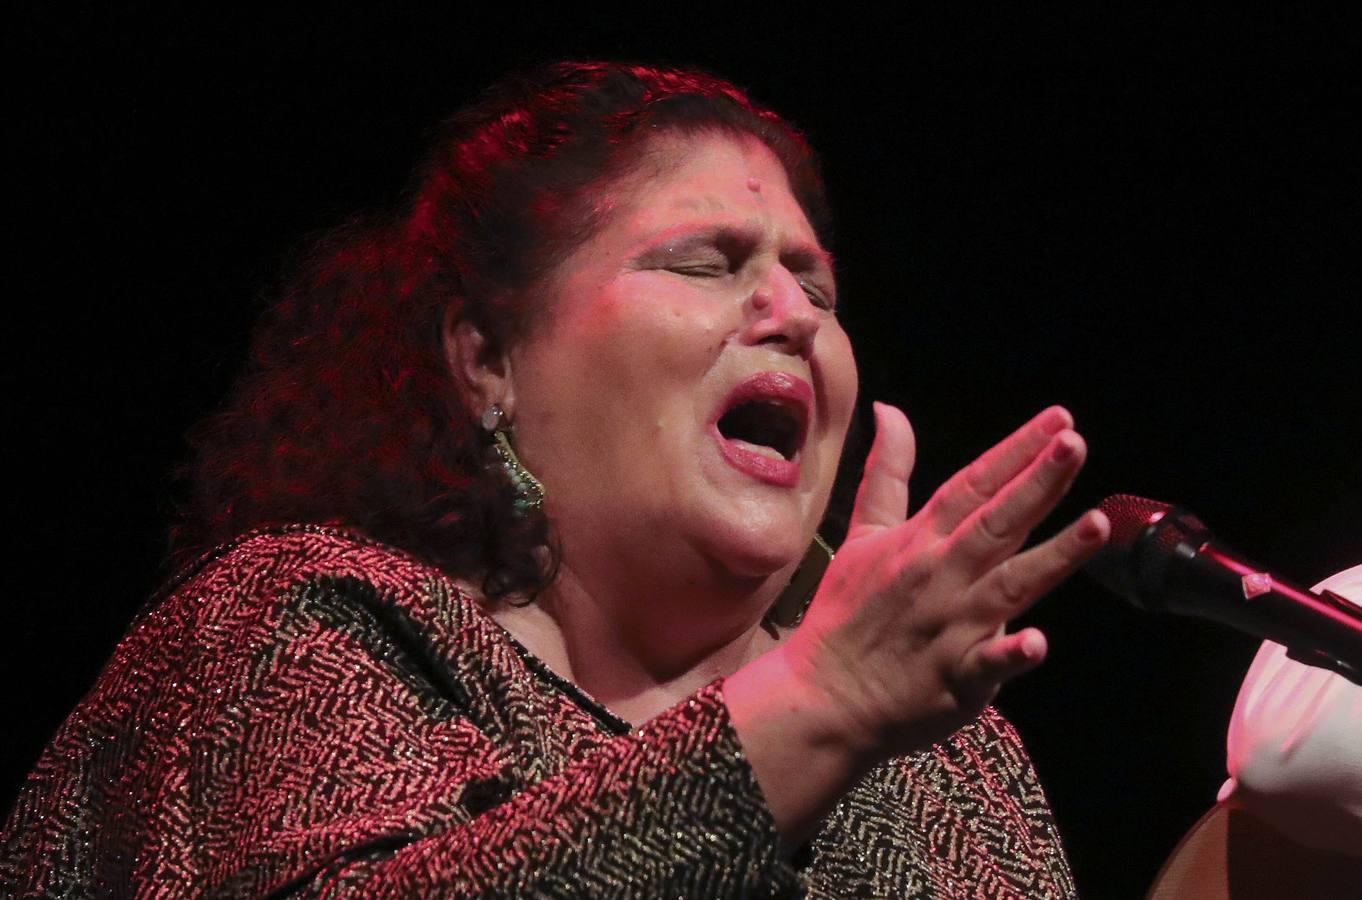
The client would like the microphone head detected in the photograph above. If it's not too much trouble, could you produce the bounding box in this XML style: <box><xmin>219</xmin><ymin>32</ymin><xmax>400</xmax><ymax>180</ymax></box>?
<box><xmin>1098</xmin><ymin>494</ymin><xmax>1174</xmax><ymax>552</ymax></box>
<box><xmin>1086</xmin><ymin>494</ymin><xmax>1209</xmax><ymax>611</ymax></box>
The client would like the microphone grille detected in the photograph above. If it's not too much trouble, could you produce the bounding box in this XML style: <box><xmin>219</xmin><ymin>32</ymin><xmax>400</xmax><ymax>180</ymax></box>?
<box><xmin>1098</xmin><ymin>493</ymin><xmax>1173</xmax><ymax>551</ymax></box>
<box><xmin>1088</xmin><ymin>494</ymin><xmax>1174</xmax><ymax>608</ymax></box>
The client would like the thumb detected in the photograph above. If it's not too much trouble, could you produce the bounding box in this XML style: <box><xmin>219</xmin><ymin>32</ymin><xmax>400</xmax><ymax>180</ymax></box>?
<box><xmin>847</xmin><ymin>401</ymin><xmax>916</xmax><ymax>537</ymax></box>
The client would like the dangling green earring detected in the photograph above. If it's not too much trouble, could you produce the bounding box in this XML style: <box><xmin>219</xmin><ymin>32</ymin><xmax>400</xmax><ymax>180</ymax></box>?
<box><xmin>765</xmin><ymin>534</ymin><xmax>834</xmax><ymax>627</ymax></box>
<box><xmin>482</xmin><ymin>404</ymin><xmax>545</xmax><ymax>514</ymax></box>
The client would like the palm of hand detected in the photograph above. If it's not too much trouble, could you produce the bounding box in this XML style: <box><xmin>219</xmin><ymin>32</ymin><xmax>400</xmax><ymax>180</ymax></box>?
<box><xmin>788</xmin><ymin>402</ymin><xmax>1108</xmax><ymax>763</ymax></box>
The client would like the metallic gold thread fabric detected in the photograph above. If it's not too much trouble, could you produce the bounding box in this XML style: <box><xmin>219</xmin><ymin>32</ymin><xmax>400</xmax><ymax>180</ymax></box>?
<box><xmin>2</xmin><ymin>527</ymin><xmax>1075</xmax><ymax>897</ymax></box>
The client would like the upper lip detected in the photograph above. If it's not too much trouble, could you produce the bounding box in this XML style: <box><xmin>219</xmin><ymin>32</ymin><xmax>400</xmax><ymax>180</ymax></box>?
<box><xmin>712</xmin><ymin>371</ymin><xmax>813</xmax><ymax>459</ymax></box>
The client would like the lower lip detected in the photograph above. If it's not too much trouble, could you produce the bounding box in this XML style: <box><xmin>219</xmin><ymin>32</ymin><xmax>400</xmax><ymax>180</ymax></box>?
<box><xmin>713</xmin><ymin>428</ymin><xmax>800</xmax><ymax>487</ymax></box>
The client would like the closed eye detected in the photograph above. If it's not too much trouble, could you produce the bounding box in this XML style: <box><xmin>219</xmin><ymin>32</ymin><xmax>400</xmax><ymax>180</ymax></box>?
<box><xmin>798</xmin><ymin>277</ymin><xmax>835</xmax><ymax>312</ymax></box>
<box><xmin>640</xmin><ymin>229</ymin><xmax>753</xmax><ymax>279</ymax></box>
<box><xmin>636</xmin><ymin>227</ymin><xmax>835</xmax><ymax>308</ymax></box>
<box><xmin>667</xmin><ymin>261</ymin><xmax>730</xmax><ymax>277</ymax></box>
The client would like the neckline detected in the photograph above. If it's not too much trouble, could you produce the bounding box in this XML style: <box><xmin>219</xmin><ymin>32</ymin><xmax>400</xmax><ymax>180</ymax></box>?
<box><xmin>489</xmin><ymin>620</ymin><xmax>635</xmax><ymax>737</ymax></box>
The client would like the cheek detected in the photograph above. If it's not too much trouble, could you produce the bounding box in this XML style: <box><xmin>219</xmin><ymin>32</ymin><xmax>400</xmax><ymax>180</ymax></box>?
<box><xmin>523</xmin><ymin>287</ymin><xmax>724</xmax><ymax>459</ymax></box>
<box><xmin>575</xmin><ymin>285</ymin><xmax>725</xmax><ymax>383</ymax></box>
<box><xmin>820</xmin><ymin>328</ymin><xmax>860</xmax><ymax>431</ymax></box>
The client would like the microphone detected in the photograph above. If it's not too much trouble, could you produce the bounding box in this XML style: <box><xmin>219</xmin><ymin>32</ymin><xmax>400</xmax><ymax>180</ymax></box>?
<box><xmin>1086</xmin><ymin>494</ymin><xmax>1362</xmax><ymax>685</ymax></box>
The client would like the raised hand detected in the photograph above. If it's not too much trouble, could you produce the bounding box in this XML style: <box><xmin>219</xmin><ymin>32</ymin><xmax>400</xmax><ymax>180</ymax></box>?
<box><xmin>785</xmin><ymin>402</ymin><xmax>1109</xmax><ymax>761</ymax></box>
<box><xmin>726</xmin><ymin>403</ymin><xmax>1108</xmax><ymax>845</ymax></box>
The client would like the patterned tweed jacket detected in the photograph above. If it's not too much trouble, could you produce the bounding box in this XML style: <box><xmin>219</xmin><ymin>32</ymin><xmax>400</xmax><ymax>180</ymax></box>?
<box><xmin>2</xmin><ymin>527</ymin><xmax>1076</xmax><ymax>897</ymax></box>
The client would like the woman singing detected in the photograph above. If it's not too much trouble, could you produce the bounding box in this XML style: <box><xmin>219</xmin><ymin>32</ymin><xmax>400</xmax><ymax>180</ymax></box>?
<box><xmin>2</xmin><ymin>61</ymin><xmax>1108</xmax><ymax>896</ymax></box>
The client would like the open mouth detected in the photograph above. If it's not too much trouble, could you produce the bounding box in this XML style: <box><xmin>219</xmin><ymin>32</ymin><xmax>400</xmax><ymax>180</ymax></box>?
<box><xmin>717</xmin><ymin>399</ymin><xmax>805</xmax><ymax>460</ymax></box>
<box><xmin>712</xmin><ymin>372</ymin><xmax>812</xmax><ymax>474</ymax></box>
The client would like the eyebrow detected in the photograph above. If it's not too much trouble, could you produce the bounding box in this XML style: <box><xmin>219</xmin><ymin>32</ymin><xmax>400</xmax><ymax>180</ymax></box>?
<box><xmin>638</xmin><ymin>221</ymin><xmax>837</xmax><ymax>275</ymax></box>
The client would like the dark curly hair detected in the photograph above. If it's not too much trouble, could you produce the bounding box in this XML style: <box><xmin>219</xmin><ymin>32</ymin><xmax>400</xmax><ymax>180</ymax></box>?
<box><xmin>174</xmin><ymin>61</ymin><xmax>833</xmax><ymax>599</ymax></box>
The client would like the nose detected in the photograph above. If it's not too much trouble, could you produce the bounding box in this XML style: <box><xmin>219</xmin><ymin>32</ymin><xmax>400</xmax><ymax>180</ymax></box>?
<box><xmin>743</xmin><ymin>265</ymin><xmax>821</xmax><ymax>359</ymax></box>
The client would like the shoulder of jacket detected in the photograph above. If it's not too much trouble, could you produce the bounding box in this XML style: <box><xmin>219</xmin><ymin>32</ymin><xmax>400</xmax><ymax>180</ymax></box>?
<box><xmin>166</xmin><ymin>524</ymin><xmax>439</xmax><ymax>590</ymax></box>
<box><xmin>143</xmin><ymin>525</ymin><xmax>479</xmax><ymax>634</ymax></box>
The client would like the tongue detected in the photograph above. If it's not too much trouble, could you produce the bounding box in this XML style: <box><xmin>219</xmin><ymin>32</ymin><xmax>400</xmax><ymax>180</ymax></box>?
<box><xmin>726</xmin><ymin>437</ymin><xmax>785</xmax><ymax>460</ymax></box>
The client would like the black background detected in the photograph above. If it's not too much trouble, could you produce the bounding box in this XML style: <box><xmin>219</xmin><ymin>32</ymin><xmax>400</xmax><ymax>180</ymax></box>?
<box><xmin>11</xmin><ymin>8</ymin><xmax>1360</xmax><ymax>896</ymax></box>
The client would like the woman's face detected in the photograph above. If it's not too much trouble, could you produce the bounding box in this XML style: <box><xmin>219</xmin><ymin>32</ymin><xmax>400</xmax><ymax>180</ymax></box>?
<box><xmin>499</xmin><ymin>132</ymin><xmax>857</xmax><ymax>593</ymax></box>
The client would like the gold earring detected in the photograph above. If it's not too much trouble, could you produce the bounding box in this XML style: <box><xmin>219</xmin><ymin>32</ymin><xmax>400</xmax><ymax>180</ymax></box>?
<box><xmin>482</xmin><ymin>404</ymin><xmax>545</xmax><ymax>514</ymax></box>
<box><xmin>765</xmin><ymin>534</ymin><xmax>834</xmax><ymax>627</ymax></box>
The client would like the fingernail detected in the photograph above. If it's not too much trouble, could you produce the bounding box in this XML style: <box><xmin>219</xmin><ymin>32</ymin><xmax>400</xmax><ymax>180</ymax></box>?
<box><xmin>1043</xmin><ymin>405</ymin><xmax>1073</xmax><ymax>434</ymax></box>
<box><xmin>1079</xmin><ymin>510</ymin><xmax>1107</xmax><ymax>541</ymax></box>
<box><xmin>1050</xmin><ymin>434</ymin><xmax>1077</xmax><ymax>462</ymax></box>
<box><xmin>1021</xmin><ymin>631</ymin><xmax>1045</xmax><ymax>661</ymax></box>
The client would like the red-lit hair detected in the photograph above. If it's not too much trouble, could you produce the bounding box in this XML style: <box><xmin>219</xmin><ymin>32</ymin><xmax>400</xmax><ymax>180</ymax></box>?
<box><xmin>175</xmin><ymin>61</ymin><xmax>832</xmax><ymax>597</ymax></box>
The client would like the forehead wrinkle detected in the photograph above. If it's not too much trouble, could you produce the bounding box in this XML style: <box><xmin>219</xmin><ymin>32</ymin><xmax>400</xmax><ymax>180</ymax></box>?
<box><xmin>666</xmin><ymin>192</ymin><xmax>731</xmax><ymax>216</ymax></box>
<box><xmin>596</xmin><ymin>133</ymin><xmax>828</xmax><ymax>269</ymax></box>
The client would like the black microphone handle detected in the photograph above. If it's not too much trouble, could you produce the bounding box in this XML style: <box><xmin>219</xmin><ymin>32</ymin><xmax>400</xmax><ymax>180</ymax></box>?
<box><xmin>1107</xmin><ymin>499</ymin><xmax>1362</xmax><ymax>683</ymax></box>
<box><xmin>1158</xmin><ymin>538</ymin><xmax>1362</xmax><ymax>679</ymax></box>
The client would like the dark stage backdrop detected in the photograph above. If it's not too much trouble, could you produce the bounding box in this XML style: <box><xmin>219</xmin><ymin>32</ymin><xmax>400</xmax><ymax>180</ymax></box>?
<box><xmin>11</xmin><ymin>10</ymin><xmax>1360</xmax><ymax>897</ymax></box>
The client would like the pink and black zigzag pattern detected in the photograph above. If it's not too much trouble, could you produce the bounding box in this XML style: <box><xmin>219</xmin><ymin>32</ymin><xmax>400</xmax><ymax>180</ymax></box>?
<box><xmin>2</xmin><ymin>527</ymin><xmax>1074</xmax><ymax>897</ymax></box>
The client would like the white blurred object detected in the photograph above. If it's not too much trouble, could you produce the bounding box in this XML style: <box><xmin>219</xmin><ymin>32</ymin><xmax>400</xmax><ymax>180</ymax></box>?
<box><xmin>1219</xmin><ymin>564</ymin><xmax>1362</xmax><ymax>857</ymax></box>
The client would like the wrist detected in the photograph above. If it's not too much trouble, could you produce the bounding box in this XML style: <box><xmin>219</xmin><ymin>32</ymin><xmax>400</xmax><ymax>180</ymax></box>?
<box><xmin>723</xmin><ymin>646</ymin><xmax>877</xmax><ymax>846</ymax></box>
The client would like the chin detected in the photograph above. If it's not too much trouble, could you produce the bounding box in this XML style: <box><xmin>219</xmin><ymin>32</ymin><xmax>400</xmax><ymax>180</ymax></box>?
<box><xmin>699</xmin><ymin>516</ymin><xmax>809</xmax><ymax>582</ymax></box>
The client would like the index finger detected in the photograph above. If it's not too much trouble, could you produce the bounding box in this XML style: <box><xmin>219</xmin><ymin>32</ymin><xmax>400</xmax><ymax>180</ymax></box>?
<box><xmin>923</xmin><ymin>406</ymin><xmax>1072</xmax><ymax>536</ymax></box>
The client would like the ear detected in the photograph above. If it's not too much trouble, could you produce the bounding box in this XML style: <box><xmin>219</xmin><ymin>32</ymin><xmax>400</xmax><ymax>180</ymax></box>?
<box><xmin>442</xmin><ymin>306</ymin><xmax>517</xmax><ymax>421</ymax></box>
